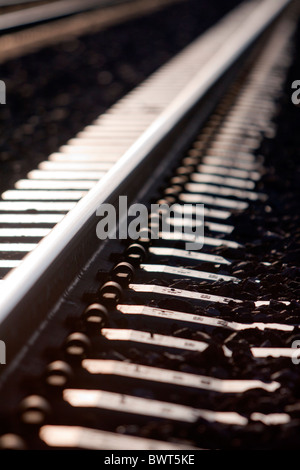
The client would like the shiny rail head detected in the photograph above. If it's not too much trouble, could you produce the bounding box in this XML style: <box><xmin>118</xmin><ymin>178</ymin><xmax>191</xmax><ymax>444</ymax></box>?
<box><xmin>0</xmin><ymin>0</ymin><xmax>138</xmax><ymax>31</ymax></box>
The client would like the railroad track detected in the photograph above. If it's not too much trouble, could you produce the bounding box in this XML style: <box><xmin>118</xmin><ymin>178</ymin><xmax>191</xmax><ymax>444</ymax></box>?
<box><xmin>0</xmin><ymin>0</ymin><xmax>184</xmax><ymax>63</ymax></box>
<box><xmin>0</xmin><ymin>0</ymin><xmax>135</xmax><ymax>32</ymax></box>
<box><xmin>0</xmin><ymin>0</ymin><xmax>299</xmax><ymax>450</ymax></box>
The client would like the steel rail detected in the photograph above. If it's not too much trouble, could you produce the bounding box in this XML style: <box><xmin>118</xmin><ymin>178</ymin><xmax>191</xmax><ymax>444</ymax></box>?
<box><xmin>0</xmin><ymin>0</ymin><xmax>292</xmax><ymax>376</ymax></box>
<box><xmin>0</xmin><ymin>0</ymin><xmax>132</xmax><ymax>31</ymax></box>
